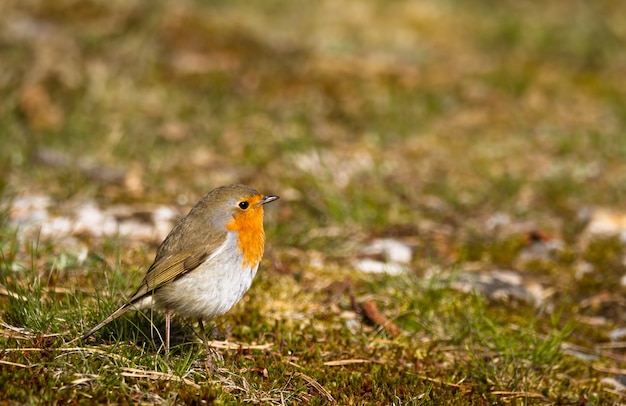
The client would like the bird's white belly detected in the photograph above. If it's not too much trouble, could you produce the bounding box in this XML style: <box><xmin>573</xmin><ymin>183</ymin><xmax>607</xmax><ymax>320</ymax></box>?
<box><xmin>152</xmin><ymin>233</ymin><xmax>259</xmax><ymax>319</ymax></box>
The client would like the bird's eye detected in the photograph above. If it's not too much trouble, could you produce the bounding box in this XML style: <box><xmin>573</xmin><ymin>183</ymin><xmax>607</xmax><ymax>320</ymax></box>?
<box><xmin>238</xmin><ymin>201</ymin><xmax>249</xmax><ymax>210</ymax></box>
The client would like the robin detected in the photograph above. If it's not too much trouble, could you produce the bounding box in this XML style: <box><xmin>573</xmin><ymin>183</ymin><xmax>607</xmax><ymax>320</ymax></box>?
<box><xmin>79</xmin><ymin>184</ymin><xmax>279</xmax><ymax>352</ymax></box>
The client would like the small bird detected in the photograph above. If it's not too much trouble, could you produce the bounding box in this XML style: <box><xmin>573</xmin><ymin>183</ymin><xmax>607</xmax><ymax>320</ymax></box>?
<box><xmin>79</xmin><ymin>184</ymin><xmax>279</xmax><ymax>352</ymax></box>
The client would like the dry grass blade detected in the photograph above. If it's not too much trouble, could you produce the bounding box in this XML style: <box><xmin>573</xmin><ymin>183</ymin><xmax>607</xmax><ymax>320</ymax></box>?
<box><xmin>293</xmin><ymin>372</ymin><xmax>335</xmax><ymax>403</ymax></box>
<box><xmin>69</xmin><ymin>376</ymin><xmax>99</xmax><ymax>385</ymax></box>
<box><xmin>603</xmin><ymin>387</ymin><xmax>626</xmax><ymax>397</ymax></box>
<box><xmin>0</xmin><ymin>359</ymin><xmax>32</xmax><ymax>368</ymax></box>
<box><xmin>416</xmin><ymin>375</ymin><xmax>468</xmax><ymax>390</ymax></box>
<box><xmin>491</xmin><ymin>391</ymin><xmax>548</xmax><ymax>400</ymax></box>
<box><xmin>0</xmin><ymin>321</ymin><xmax>61</xmax><ymax>339</ymax></box>
<box><xmin>2</xmin><ymin>347</ymin><xmax>133</xmax><ymax>364</ymax></box>
<box><xmin>121</xmin><ymin>367</ymin><xmax>200</xmax><ymax>389</ymax></box>
<box><xmin>564</xmin><ymin>341</ymin><xmax>626</xmax><ymax>363</ymax></box>
<box><xmin>0</xmin><ymin>328</ymin><xmax>31</xmax><ymax>340</ymax></box>
<box><xmin>60</xmin><ymin>347</ymin><xmax>132</xmax><ymax>362</ymax></box>
<box><xmin>0</xmin><ymin>321</ymin><xmax>30</xmax><ymax>340</ymax></box>
<box><xmin>0</xmin><ymin>286</ymin><xmax>29</xmax><ymax>302</ymax></box>
<box><xmin>596</xmin><ymin>342</ymin><xmax>626</xmax><ymax>350</ymax></box>
<box><xmin>593</xmin><ymin>365</ymin><xmax>626</xmax><ymax>375</ymax></box>
<box><xmin>206</xmin><ymin>340</ymin><xmax>273</xmax><ymax>351</ymax></box>
<box><xmin>323</xmin><ymin>359</ymin><xmax>379</xmax><ymax>366</ymax></box>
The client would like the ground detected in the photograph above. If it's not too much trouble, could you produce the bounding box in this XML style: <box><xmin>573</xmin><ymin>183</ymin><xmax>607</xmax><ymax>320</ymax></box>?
<box><xmin>1</xmin><ymin>0</ymin><xmax>626</xmax><ymax>404</ymax></box>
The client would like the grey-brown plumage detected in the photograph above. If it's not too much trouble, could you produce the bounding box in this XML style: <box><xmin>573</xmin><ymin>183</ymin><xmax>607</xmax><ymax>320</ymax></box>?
<box><xmin>77</xmin><ymin>184</ymin><xmax>278</xmax><ymax>350</ymax></box>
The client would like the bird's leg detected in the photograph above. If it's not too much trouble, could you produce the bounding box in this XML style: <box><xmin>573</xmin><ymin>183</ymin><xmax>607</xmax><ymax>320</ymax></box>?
<box><xmin>165</xmin><ymin>310</ymin><xmax>171</xmax><ymax>353</ymax></box>
<box><xmin>198</xmin><ymin>319</ymin><xmax>214</xmax><ymax>372</ymax></box>
<box><xmin>198</xmin><ymin>318</ymin><xmax>208</xmax><ymax>346</ymax></box>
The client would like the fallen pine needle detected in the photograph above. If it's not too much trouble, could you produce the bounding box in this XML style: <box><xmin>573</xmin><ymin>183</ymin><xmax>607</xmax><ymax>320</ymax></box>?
<box><xmin>293</xmin><ymin>371</ymin><xmax>335</xmax><ymax>403</ymax></box>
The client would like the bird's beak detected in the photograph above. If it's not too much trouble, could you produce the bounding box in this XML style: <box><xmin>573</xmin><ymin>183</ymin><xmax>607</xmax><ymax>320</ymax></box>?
<box><xmin>257</xmin><ymin>195</ymin><xmax>279</xmax><ymax>206</ymax></box>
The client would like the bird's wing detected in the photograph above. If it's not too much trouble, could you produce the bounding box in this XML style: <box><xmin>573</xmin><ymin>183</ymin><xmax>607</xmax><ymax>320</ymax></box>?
<box><xmin>128</xmin><ymin>250</ymin><xmax>210</xmax><ymax>302</ymax></box>
<box><xmin>127</xmin><ymin>205</ymin><xmax>230</xmax><ymax>304</ymax></box>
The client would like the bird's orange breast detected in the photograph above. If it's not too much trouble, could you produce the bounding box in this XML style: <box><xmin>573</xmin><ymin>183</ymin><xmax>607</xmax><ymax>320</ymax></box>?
<box><xmin>225</xmin><ymin>195</ymin><xmax>266</xmax><ymax>269</ymax></box>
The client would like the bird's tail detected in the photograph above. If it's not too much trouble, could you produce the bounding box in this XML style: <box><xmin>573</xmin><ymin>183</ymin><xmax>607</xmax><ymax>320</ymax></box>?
<box><xmin>66</xmin><ymin>302</ymin><xmax>133</xmax><ymax>345</ymax></box>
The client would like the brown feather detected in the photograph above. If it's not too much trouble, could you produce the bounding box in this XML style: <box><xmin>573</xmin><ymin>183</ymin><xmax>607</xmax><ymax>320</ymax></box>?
<box><xmin>125</xmin><ymin>190</ymin><xmax>229</xmax><ymax>301</ymax></box>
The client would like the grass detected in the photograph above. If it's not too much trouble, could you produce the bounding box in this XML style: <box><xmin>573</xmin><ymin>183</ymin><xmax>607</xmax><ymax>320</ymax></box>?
<box><xmin>2</xmin><ymin>0</ymin><xmax>626</xmax><ymax>403</ymax></box>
